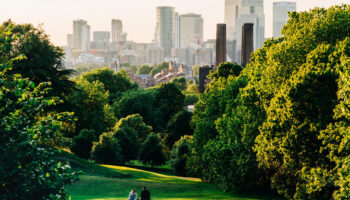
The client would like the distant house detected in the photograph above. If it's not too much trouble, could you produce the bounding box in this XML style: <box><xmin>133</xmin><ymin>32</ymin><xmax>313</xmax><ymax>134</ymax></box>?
<box><xmin>154</xmin><ymin>61</ymin><xmax>192</xmax><ymax>84</ymax></box>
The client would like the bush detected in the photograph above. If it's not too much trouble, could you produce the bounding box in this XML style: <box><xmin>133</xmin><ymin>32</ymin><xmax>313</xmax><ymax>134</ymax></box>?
<box><xmin>184</xmin><ymin>94</ymin><xmax>199</xmax><ymax>106</ymax></box>
<box><xmin>138</xmin><ymin>134</ymin><xmax>166</xmax><ymax>168</ymax></box>
<box><xmin>91</xmin><ymin>133</ymin><xmax>124</xmax><ymax>165</ymax></box>
<box><xmin>71</xmin><ymin>129</ymin><xmax>96</xmax><ymax>159</ymax></box>
<box><xmin>170</xmin><ymin>136</ymin><xmax>194</xmax><ymax>176</ymax></box>
<box><xmin>166</xmin><ymin>110</ymin><xmax>193</xmax><ymax>147</ymax></box>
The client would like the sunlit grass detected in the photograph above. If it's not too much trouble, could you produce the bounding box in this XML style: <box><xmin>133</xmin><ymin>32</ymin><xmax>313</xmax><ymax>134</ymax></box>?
<box><xmin>62</xmin><ymin>153</ymin><xmax>282</xmax><ymax>200</ymax></box>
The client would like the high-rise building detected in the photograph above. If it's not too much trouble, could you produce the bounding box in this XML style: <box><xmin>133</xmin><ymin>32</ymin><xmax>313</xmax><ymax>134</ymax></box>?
<box><xmin>235</xmin><ymin>0</ymin><xmax>265</xmax><ymax>65</ymax></box>
<box><xmin>111</xmin><ymin>19</ymin><xmax>123</xmax><ymax>49</ymax></box>
<box><xmin>273</xmin><ymin>1</ymin><xmax>296</xmax><ymax>38</ymax></box>
<box><xmin>92</xmin><ymin>31</ymin><xmax>110</xmax><ymax>49</ymax></box>
<box><xmin>174</xmin><ymin>12</ymin><xmax>180</xmax><ymax>48</ymax></box>
<box><xmin>73</xmin><ymin>19</ymin><xmax>90</xmax><ymax>50</ymax></box>
<box><xmin>156</xmin><ymin>6</ymin><xmax>175</xmax><ymax>57</ymax></box>
<box><xmin>241</xmin><ymin>23</ymin><xmax>254</xmax><ymax>67</ymax></box>
<box><xmin>179</xmin><ymin>13</ymin><xmax>203</xmax><ymax>49</ymax></box>
<box><xmin>216</xmin><ymin>24</ymin><xmax>227</xmax><ymax>67</ymax></box>
<box><xmin>67</xmin><ymin>34</ymin><xmax>73</xmax><ymax>48</ymax></box>
<box><xmin>225</xmin><ymin>0</ymin><xmax>239</xmax><ymax>41</ymax></box>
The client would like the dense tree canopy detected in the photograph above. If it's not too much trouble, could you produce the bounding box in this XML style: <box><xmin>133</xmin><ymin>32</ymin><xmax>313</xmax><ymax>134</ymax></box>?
<box><xmin>189</xmin><ymin>5</ymin><xmax>350</xmax><ymax>199</ymax></box>
<box><xmin>0</xmin><ymin>20</ymin><xmax>74</xmax><ymax>99</ymax></box>
<box><xmin>137</xmin><ymin>64</ymin><xmax>153</xmax><ymax>74</ymax></box>
<box><xmin>0</xmin><ymin>26</ymin><xmax>77</xmax><ymax>199</ymax></box>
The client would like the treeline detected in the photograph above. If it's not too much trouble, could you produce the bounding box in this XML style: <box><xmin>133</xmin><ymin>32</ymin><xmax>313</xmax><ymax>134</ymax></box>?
<box><xmin>179</xmin><ymin>5</ymin><xmax>350</xmax><ymax>200</ymax></box>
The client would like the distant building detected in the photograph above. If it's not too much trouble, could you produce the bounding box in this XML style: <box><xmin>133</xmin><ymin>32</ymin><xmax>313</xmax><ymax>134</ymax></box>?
<box><xmin>235</xmin><ymin>0</ymin><xmax>265</xmax><ymax>65</ymax></box>
<box><xmin>156</xmin><ymin>6</ymin><xmax>175</xmax><ymax>57</ymax></box>
<box><xmin>92</xmin><ymin>31</ymin><xmax>110</xmax><ymax>50</ymax></box>
<box><xmin>171</xmin><ymin>47</ymin><xmax>194</xmax><ymax>66</ymax></box>
<box><xmin>179</xmin><ymin>13</ymin><xmax>203</xmax><ymax>49</ymax></box>
<box><xmin>273</xmin><ymin>1</ymin><xmax>296</xmax><ymax>38</ymax></box>
<box><xmin>147</xmin><ymin>47</ymin><xmax>165</xmax><ymax>65</ymax></box>
<box><xmin>216</xmin><ymin>24</ymin><xmax>227</xmax><ymax>67</ymax></box>
<box><xmin>111</xmin><ymin>19</ymin><xmax>123</xmax><ymax>49</ymax></box>
<box><xmin>67</xmin><ymin>34</ymin><xmax>74</xmax><ymax>48</ymax></box>
<box><xmin>174</xmin><ymin>12</ymin><xmax>180</xmax><ymax>48</ymax></box>
<box><xmin>241</xmin><ymin>23</ymin><xmax>254</xmax><ymax>66</ymax></box>
<box><xmin>73</xmin><ymin>19</ymin><xmax>90</xmax><ymax>50</ymax></box>
<box><xmin>194</xmin><ymin>48</ymin><xmax>214</xmax><ymax>66</ymax></box>
<box><xmin>225</xmin><ymin>0</ymin><xmax>239</xmax><ymax>41</ymax></box>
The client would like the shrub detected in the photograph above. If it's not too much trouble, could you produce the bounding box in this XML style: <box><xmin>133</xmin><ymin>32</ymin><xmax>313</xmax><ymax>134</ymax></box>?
<box><xmin>91</xmin><ymin>133</ymin><xmax>124</xmax><ymax>165</ymax></box>
<box><xmin>170</xmin><ymin>136</ymin><xmax>194</xmax><ymax>176</ymax></box>
<box><xmin>138</xmin><ymin>134</ymin><xmax>166</xmax><ymax>168</ymax></box>
<box><xmin>71</xmin><ymin>129</ymin><xmax>96</xmax><ymax>159</ymax></box>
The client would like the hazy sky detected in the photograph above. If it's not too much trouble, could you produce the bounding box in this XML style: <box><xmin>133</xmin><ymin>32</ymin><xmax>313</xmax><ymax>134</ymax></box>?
<box><xmin>0</xmin><ymin>0</ymin><xmax>349</xmax><ymax>46</ymax></box>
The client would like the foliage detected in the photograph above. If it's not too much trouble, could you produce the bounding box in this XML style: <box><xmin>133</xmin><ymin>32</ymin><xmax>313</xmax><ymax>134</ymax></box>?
<box><xmin>74</xmin><ymin>63</ymin><xmax>108</xmax><ymax>75</ymax></box>
<box><xmin>192</xmin><ymin>65</ymin><xmax>200</xmax><ymax>77</ymax></box>
<box><xmin>170</xmin><ymin>136</ymin><xmax>194</xmax><ymax>176</ymax></box>
<box><xmin>65</xmin><ymin>79</ymin><xmax>115</xmax><ymax>137</ymax></box>
<box><xmin>91</xmin><ymin>132</ymin><xmax>124</xmax><ymax>165</ymax></box>
<box><xmin>185</xmin><ymin>93</ymin><xmax>199</xmax><ymax>106</ymax></box>
<box><xmin>166</xmin><ymin>110</ymin><xmax>194</xmax><ymax>147</ymax></box>
<box><xmin>71</xmin><ymin>129</ymin><xmax>96</xmax><ymax>159</ymax></box>
<box><xmin>0</xmin><ymin>20</ymin><xmax>74</xmax><ymax>99</ymax></box>
<box><xmin>139</xmin><ymin>134</ymin><xmax>167</xmax><ymax>167</ymax></box>
<box><xmin>137</xmin><ymin>64</ymin><xmax>153</xmax><ymax>74</ymax></box>
<box><xmin>156</xmin><ymin>62</ymin><xmax>169</xmax><ymax>71</ymax></box>
<box><xmin>113</xmin><ymin>114</ymin><xmax>152</xmax><ymax>162</ymax></box>
<box><xmin>151</xmin><ymin>68</ymin><xmax>161</xmax><ymax>76</ymax></box>
<box><xmin>171</xmin><ymin>76</ymin><xmax>187</xmax><ymax>91</ymax></box>
<box><xmin>190</xmin><ymin>5</ymin><xmax>350</xmax><ymax>199</ymax></box>
<box><xmin>80</xmin><ymin>67</ymin><xmax>137</xmax><ymax>102</ymax></box>
<box><xmin>0</xmin><ymin>27</ymin><xmax>77</xmax><ymax>199</ymax></box>
<box><xmin>116</xmin><ymin>83</ymin><xmax>185</xmax><ymax>131</ymax></box>
<box><xmin>130</xmin><ymin>64</ymin><xmax>139</xmax><ymax>74</ymax></box>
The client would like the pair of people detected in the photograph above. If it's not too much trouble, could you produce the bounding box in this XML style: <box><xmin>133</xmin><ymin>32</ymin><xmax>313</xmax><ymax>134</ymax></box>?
<box><xmin>128</xmin><ymin>186</ymin><xmax>150</xmax><ymax>200</ymax></box>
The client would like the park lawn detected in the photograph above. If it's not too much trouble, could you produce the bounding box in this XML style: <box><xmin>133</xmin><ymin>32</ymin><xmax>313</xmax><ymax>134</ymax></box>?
<box><xmin>66</xmin><ymin>163</ymin><xmax>282</xmax><ymax>200</ymax></box>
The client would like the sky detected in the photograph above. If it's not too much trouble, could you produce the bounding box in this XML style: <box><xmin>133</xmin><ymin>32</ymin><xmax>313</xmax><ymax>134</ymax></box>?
<box><xmin>0</xmin><ymin>0</ymin><xmax>349</xmax><ymax>46</ymax></box>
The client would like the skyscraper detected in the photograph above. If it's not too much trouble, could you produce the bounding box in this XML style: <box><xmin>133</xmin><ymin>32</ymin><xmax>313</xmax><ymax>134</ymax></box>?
<box><xmin>92</xmin><ymin>31</ymin><xmax>110</xmax><ymax>50</ymax></box>
<box><xmin>241</xmin><ymin>23</ymin><xmax>254</xmax><ymax>67</ymax></box>
<box><xmin>67</xmin><ymin>34</ymin><xmax>73</xmax><ymax>48</ymax></box>
<box><xmin>216</xmin><ymin>24</ymin><xmax>227</xmax><ymax>67</ymax></box>
<box><xmin>73</xmin><ymin>19</ymin><xmax>90</xmax><ymax>50</ymax></box>
<box><xmin>179</xmin><ymin>13</ymin><xmax>203</xmax><ymax>49</ymax></box>
<box><xmin>156</xmin><ymin>6</ymin><xmax>175</xmax><ymax>57</ymax></box>
<box><xmin>111</xmin><ymin>19</ymin><xmax>123</xmax><ymax>49</ymax></box>
<box><xmin>273</xmin><ymin>1</ymin><xmax>296</xmax><ymax>38</ymax></box>
<box><xmin>174</xmin><ymin>12</ymin><xmax>180</xmax><ymax>48</ymax></box>
<box><xmin>235</xmin><ymin>0</ymin><xmax>265</xmax><ymax>65</ymax></box>
<box><xmin>225</xmin><ymin>0</ymin><xmax>239</xmax><ymax>41</ymax></box>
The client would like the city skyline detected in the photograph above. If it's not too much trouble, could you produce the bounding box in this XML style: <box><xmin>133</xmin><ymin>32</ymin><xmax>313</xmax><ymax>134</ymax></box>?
<box><xmin>0</xmin><ymin>0</ymin><xmax>349</xmax><ymax>46</ymax></box>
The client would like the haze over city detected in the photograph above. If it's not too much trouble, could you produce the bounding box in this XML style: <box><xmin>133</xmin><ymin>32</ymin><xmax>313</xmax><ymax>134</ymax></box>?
<box><xmin>1</xmin><ymin>0</ymin><xmax>349</xmax><ymax>46</ymax></box>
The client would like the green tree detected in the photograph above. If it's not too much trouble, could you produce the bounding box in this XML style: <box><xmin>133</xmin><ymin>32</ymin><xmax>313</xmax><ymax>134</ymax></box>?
<box><xmin>80</xmin><ymin>68</ymin><xmax>137</xmax><ymax>102</ymax></box>
<box><xmin>66</xmin><ymin>79</ymin><xmax>115</xmax><ymax>137</ymax></box>
<box><xmin>71</xmin><ymin>129</ymin><xmax>96</xmax><ymax>159</ymax></box>
<box><xmin>0</xmin><ymin>27</ymin><xmax>77</xmax><ymax>199</ymax></box>
<box><xmin>171</xmin><ymin>76</ymin><xmax>187</xmax><ymax>91</ymax></box>
<box><xmin>137</xmin><ymin>64</ymin><xmax>153</xmax><ymax>74</ymax></box>
<box><xmin>0</xmin><ymin>20</ymin><xmax>74</xmax><ymax>99</ymax></box>
<box><xmin>130</xmin><ymin>64</ymin><xmax>139</xmax><ymax>74</ymax></box>
<box><xmin>150</xmin><ymin>68</ymin><xmax>161</xmax><ymax>76</ymax></box>
<box><xmin>113</xmin><ymin>114</ymin><xmax>152</xmax><ymax>161</ymax></box>
<box><xmin>170</xmin><ymin>136</ymin><xmax>194</xmax><ymax>176</ymax></box>
<box><xmin>192</xmin><ymin>65</ymin><xmax>200</xmax><ymax>77</ymax></box>
<box><xmin>138</xmin><ymin>134</ymin><xmax>167</xmax><ymax>168</ymax></box>
<box><xmin>91</xmin><ymin>132</ymin><xmax>124</xmax><ymax>165</ymax></box>
<box><xmin>156</xmin><ymin>62</ymin><xmax>169</xmax><ymax>71</ymax></box>
<box><xmin>166</xmin><ymin>110</ymin><xmax>194</xmax><ymax>147</ymax></box>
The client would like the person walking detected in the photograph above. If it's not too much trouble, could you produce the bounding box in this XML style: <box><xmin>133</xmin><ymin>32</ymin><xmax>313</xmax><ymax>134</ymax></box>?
<box><xmin>128</xmin><ymin>189</ymin><xmax>137</xmax><ymax>200</ymax></box>
<box><xmin>140</xmin><ymin>186</ymin><xmax>150</xmax><ymax>200</ymax></box>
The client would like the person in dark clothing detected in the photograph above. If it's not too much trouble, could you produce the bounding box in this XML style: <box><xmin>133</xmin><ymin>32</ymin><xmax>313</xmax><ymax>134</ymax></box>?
<box><xmin>140</xmin><ymin>186</ymin><xmax>150</xmax><ymax>200</ymax></box>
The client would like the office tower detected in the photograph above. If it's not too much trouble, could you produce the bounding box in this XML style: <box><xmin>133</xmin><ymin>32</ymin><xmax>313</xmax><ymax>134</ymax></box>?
<box><xmin>225</xmin><ymin>0</ymin><xmax>239</xmax><ymax>41</ymax></box>
<box><xmin>92</xmin><ymin>31</ymin><xmax>110</xmax><ymax>49</ymax></box>
<box><xmin>241</xmin><ymin>23</ymin><xmax>254</xmax><ymax>67</ymax></box>
<box><xmin>273</xmin><ymin>1</ymin><xmax>296</xmax><ymax>38</ymax></box>
<box><xmin>73</xmin><ymin>19</ymin><xmax>90</xmax><ymax>50</ymax></box>
<box><xmin>216</xmin><ymin>24</ymin><xmax>227</xmax><ymax>67</ymax></box>
<box><xmin>174</xmin><ymin>12</ymin><xmax>180</xmax><ymax>48</ymax></box>
<box><xmin>111</xmin><ymin>19</ymin><xmax>123</xmax><ymax>49</ymax></box>
<box><xmin>235</xmin><ymin>0</ymin><xmax>265</xmax><ymax>65</ymax></box>
<box><xmin>156</xmin><ymin>6</ymin><xmax>175</xmax><ymax>57</ymax></box>
<box><xmin>67</xmin><ymin>34</ymin><xmax>73</xmax><ymax>48</ymax></box>
<box><xmin>179</xmin><ymin>13</ymin><xmax>204</xmax><ymax>49</ymax></box>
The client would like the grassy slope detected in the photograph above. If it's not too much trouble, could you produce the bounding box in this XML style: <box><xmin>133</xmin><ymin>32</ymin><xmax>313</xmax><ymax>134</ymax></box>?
<box><xmin>60</xmin><ymin>152</ymin><xmax>281</xmax><ymax>200</ymax></box>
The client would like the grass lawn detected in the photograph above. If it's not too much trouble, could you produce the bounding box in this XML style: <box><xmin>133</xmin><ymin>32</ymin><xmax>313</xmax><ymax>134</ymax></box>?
<box><xmin>58</xmin><ymin>150</ymin><xmax>282</xmax><ymax>200</ymax></box>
